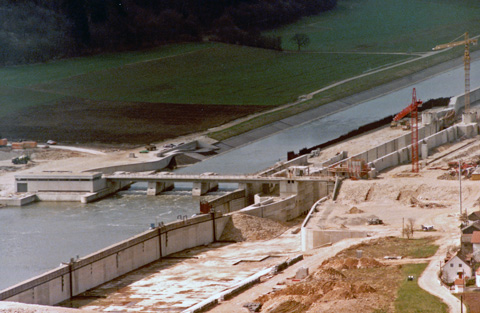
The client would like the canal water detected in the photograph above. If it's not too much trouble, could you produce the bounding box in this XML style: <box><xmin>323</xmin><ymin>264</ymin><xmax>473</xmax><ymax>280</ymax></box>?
<box><xmin>1</xmin><ymin>59</ymin><xmax>480</xmax><ymax>290</ymax></box>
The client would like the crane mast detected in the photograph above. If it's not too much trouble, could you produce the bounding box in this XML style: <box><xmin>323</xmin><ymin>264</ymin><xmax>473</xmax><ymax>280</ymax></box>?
<box><xmin>433</xmin><ymin>32</ymin><xmax>477</xmax><ymax>113</ymax></box>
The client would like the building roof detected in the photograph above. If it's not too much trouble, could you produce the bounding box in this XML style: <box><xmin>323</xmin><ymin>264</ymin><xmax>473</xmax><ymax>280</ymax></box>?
<box><xmin>469</xmin><ymin>211</ymin><xmax>480</xmax><ymax>221</ymax></box>
<box><xmin>472</xmin><ymin>231</ymin><xmax>480</xmax><ymax>244</ymax></box>
<box><xmin>445</xmin><ymin>252</ymin><xmax>471</xmax><ymax>269</ymax></box>
<box><xmin>462</xmin><ymin>221</ymin><xmax>480</xmax><ymax>234</ymax></box>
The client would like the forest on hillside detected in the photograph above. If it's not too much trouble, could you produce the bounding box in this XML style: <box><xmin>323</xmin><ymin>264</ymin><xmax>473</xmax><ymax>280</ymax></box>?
<box><xmin>0</xmin><ymin>0</ymin><xmax>337</xmax><ymax>65</ymax></box>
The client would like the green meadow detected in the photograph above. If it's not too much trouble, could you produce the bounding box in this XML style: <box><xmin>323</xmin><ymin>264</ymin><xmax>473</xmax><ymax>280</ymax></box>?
<box><xmin>394</xmin><ymin>264</ymin><xmax>448</xmax><ymax>313</ymax></box>
<box><xmin>272</xmin><ymin>0</ymin><xmax>480</xmax><ymax>53</ymax></box>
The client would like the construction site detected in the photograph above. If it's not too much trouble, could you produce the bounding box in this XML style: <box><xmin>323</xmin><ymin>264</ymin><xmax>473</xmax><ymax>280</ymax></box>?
<box><xmin>3</xmin><ymin>34</ymin><xmax>480</xmax><ymax>313</ymax></box>
<box><xmin>1</xmin><ymin>82</ymin><xmax>480</xmax><ymax>312</ymax></box>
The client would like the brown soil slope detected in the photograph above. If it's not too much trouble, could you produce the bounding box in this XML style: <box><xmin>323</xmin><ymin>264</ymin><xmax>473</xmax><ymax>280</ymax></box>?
<box><xmin>0</xmin><ymin>98</ymin><xmax>266</xmax><ymax>145</ymax></box>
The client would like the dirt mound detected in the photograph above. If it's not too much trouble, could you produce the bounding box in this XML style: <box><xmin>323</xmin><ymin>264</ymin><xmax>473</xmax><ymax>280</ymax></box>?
<box><xmin>219</xmin><ymin>213</ymin><xmax>289</xmax><ymax>242</ymax></box>
<box><xmin>322</xmin><ymin>286</ymin><xmax>355</xmax><ymax>301</ymax></box>
<box><xmin>261</xmin><ymin>296</ymin><xmax>310</xmax><ymax>313</ymax></box>
<box><xmin>347</xmin><ymin>206</ymin><xmax>364</xmax><ymax>214</ymax></box>
<box><xmin>313</xmin><ymin>267</ymin><xmax>346</xmax><ymax>280</ymax></box>
<box><xmin>353</xmin><ymin>282</ymin><xmax>376</xmax><ymax>293</ymax></box>
<box><xmin>321</xmin><ymin>257</ymin><xmax>383</xmax><ymax>270</ymax></box>
<box><xmin>359</xmin><ymin>257</ymin><xmax>384</xmax><ymax>268</ymax></box>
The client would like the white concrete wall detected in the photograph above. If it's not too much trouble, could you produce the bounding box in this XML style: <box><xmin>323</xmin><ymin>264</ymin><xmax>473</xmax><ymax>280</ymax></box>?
<box><xmin>207</xmin><ymin>190</ymin><xmax>246</xmax><ymax>214</ymax></box>
<box><xmin>23</xmin><ymin>180</ymin><xmax>100</xmax><ymax>193</ymax></box>
<box><xmin>86</xmin><ymin>155</ymin><xmax>175</xmax><ymax>174</ymax></box>
<box><xmin>360</xmin><ymin>123</ymin><xmax>477</xmax><ymax>172</ymax></box>
<box><xmin>1</xmin><ymin>266</ymin><xmax>71</xmax><ymax>306</ymax></box>
<box><xmin>321</xmin><ymin>151</ymin><xmax>348</xmax><ymax>167</ymax></box>
<box><xmin>449</xmin><ymin>86</ymin><xmax>480</xmax><ymax>113</ymax></box>
<box><xmin>301</xmin><ymin>229</ymin><xmax>368</xmax><ymax>250</ymax></box>
<box><xmin>0</xmin><ymin>194</ymin><xmax>36</xmax><ymax>206</ymax></box>
<box><xmin>259</xmin><ymin>155</ymin><xmax>309</xmax><ymax>177</ymax></box>
<box><xmin>240</xmin><ymin>195</ymin><xmax>297</xmax><ymax>222</ymax></box>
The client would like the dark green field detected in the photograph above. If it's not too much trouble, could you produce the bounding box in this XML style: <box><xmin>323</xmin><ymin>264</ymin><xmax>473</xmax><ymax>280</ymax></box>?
<box><xmin>1</xmin><ymin>0</ymin><xmax>480</xmax><ymax>145</ymax></box>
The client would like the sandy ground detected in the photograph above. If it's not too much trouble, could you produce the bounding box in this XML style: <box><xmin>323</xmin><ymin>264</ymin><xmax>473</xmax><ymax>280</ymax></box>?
<box><xmin>1</xmin><ymin>124</ymin><xmax>479</xmax><ymax>312</ymax></box>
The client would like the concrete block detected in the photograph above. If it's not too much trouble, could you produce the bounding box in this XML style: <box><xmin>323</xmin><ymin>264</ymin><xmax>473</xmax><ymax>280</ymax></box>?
<box><xmin>295</xmin><ymin>267</ymin><xmax>309</xmax><ymax>279</ymax></box>
<box><xmin>463</xmin><ymin>112</ymin><xmax>477</xmax><ymax>124</ymax></box>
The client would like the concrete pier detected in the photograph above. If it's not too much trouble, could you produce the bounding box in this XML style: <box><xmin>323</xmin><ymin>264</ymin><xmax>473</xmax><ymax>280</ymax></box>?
<box><xmin>146</xmin><ymin>181</ymin><xmax>174</xmax><ymax>196</ymax></box>
<box><xmin>192</xmin><ymin>181</ymin><xmax>218</xmax><ymax>196</ymax></box>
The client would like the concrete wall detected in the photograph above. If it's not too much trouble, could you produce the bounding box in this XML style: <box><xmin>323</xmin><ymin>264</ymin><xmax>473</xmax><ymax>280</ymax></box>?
<box><xmin>206</xmin><ymin>189</ymin><xmax>246</xmax><ymax>214</ymax></box>
<box><xmin>240</xmin><ymin>180</ymin><xmax>333</xmax><ymax>222</ymax></box>
<box><xmin>321</xmin><ymin>151</ymin><xmax>348</xmax><ymax>167</ymax></box>
<box><xmin>258</xmin><ymin>155</ymin><xmax>309</xmax><ymax>177</ymax></box>
<box><xmin>239</xmin><ymin>195</ymin><xmax>297</xmax><ymax>222</ymax></box>
<box><xmin>0</xmin><ymin>213</ymin><xmax>230</xmax><ymax>306</ymax></box>
<box><xmin>16</xmin><ymin>177</ymin><xmax>106</xmax><ymax>193</ymax></box>
<box><xmin>86</xmin><ymin>155</ymin><xmax>175</xmax><ymax>174</ymax></box>
<box><xmin>449</xmin><ymin>86</ymin><xmax>480</xmax><ymax>113</ymax></box>
<box><xmin>301</xmin><ymin>229</ymin><xmax>368</xmax><ymax>250</ymax></box>
<box><xmin>370</xmin><ymin>123</ymin><xmax>477</xmax><ymax>172</ymax></box>
<box><xmin>0</xmin><ymin>194</ymin><xmax>36</xmax><ymax>206</ymax></box>
<box><xmin>329</xmin><ymin>122</ymin><xmax>477</xmax><ymax>174</ymax></box>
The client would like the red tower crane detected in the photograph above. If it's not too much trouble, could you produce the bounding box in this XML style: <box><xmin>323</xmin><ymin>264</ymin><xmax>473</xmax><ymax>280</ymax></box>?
<box><xmin>393</xmin><ymin>88</ymin><xmax>423</xmax><ymax>173</ymax></box>
<box><xmin>410</xmin><ymin>89</ymin><xmax>422</xmax><ymax>173</ymax></box>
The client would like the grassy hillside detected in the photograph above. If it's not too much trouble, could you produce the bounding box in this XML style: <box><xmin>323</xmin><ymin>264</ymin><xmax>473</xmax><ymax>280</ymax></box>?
<box><xmin>27</xmin><ymin>44</ymin><xmax>408</xmax><ymax>106</ymax></box>
<box><xmin>271</xmin><ymin>0</ymin><xmax>480</xmax><ymax>52</ymax></box>
<box><xmin>1</xmin><ymin>0</ymin><xmax>480</xmax><ymax>144</ymax></box>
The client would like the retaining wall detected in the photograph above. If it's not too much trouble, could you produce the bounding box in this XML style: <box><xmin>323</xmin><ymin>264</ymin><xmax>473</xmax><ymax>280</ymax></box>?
<box><xmin>321</xmin><ymin>151</ymin><xmax>348</xmax><ymax>167</ymax></box>
<box><xmin>86</xmin><ymin>154</ymin><xmax>175</xmax><ymax>174</ymax></box>
<box><xmin>240</xmin><ymin>195</ymin><xmax>297</xmax><ymax>222</ymax></box>
<box><xmin>206</xmin><ymin>189</ymin><xmax>246</xmax><ymax>214</ymax></box>
<box><xmin>330</xmin><ymin>121</ymin><xmax>478</xmax><ymax>173</ymax></box>
<box><xmin>370</xmin><ymin>123</ymin><xmax>478</xmax><ymax>172</ymax></box>
<box><xmin>0</xmin><ymin>194</ymin><xmax>36</xmax><ymax>206</ymax></box>
<box><xmin>0</xmin><ymin>213</ymin><xmax>230</xmax><ymax>306</ymax></box>
<box><xmin>258</xmin><ymin>155</ymin><xmax>309</xmax><ymax>177</ymax></box>
<box><xmin>302</xmin><ymin>229</ymin><xmax>368</xmax><ymax>250</ymax></box>
<box><xmin>449</xmin><ymin>86</ymin><xmax>480</xmax><ymax>113</ymax></box>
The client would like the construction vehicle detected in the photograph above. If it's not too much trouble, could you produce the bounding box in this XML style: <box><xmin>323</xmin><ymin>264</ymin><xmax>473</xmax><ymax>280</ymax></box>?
<box><xmin>145</xmin><ymin>144</ymin><xmax>157</xmax><ymax>151</ymax></box>
<box><xmin>12</xmin><ymin>155</ymin><xmax>29</xmax><ymax>164</ymax></box>
<box><xmin>367</xmin><ymin>218</ymin><xmax>383</xmax><ymax>225</ymax></box>
<box><xmin>433</xmin><ymin>33</ymin><xmax>478</xmax><ymax>113</ymax></box>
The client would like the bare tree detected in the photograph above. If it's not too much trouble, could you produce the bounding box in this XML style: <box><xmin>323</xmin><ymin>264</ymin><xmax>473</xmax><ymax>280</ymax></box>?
<box><xmin>290</xmin><ymin>33</ymin><xmax>310</xmax><ymax>51</ymax></box>
<box><xmin>403</xmin><ymin>218</ymin><xmax>415</xmax><ymax>239</ymax></box>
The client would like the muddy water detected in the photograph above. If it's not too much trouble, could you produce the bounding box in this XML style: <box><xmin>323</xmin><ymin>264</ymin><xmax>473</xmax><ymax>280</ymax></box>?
<box><xmin>1</xmin><ymin>59</ymin><xmax>480</xmax><ymax>290</ymax></box>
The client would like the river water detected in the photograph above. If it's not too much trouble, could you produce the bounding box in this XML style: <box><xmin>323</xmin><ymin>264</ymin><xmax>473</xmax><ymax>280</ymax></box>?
<box><xmin>1</xmin><ymin>59</ymin><xmax>480</xmax><ymax>290</ymax></box>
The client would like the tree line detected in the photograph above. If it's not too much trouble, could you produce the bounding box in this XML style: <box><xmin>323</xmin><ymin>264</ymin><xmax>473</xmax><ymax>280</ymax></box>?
<box><xmin>0</xmin><ymin>0</ymin><xmax>337</xmax><ymax>65</ymax></box>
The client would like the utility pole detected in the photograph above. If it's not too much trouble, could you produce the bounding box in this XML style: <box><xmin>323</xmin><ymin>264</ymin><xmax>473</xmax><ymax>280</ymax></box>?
<box><xmin>459</xmin><ymin>160</ymin><xmax>463</xmax><ymax>216</ymax></box>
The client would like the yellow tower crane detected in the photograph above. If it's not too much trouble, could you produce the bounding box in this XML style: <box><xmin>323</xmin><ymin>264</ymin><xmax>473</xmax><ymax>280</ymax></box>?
<box><xmin>433</xmin><ymin>32</ymin><xmax>478</xmax><ymax>113</ymax></box>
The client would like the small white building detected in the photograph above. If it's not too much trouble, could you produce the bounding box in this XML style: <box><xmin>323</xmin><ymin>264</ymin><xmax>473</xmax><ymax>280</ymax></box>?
<box><xmin>15</xmin><ymin>172</ymin><xmax>106</xmax><ymax>193</ymax></box>
<box><xmin>475</xmin><ymin>267</ymin><xmax>480</xmax><ymax>287</ymax></box>
<box><xmin>442</xmin><ymin>252</ymin><xmax>472</xmax><ymax>284</ymax></box>
<box><xmin>472</xmin><ymin>231</ymin><xmax>480</xmax><ymax>262</ymax></box>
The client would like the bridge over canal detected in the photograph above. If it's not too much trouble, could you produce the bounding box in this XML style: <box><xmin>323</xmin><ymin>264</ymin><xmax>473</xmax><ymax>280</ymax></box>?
<box><xmin>104</xmin><ymin>172</ymin><xmax>331</xmax><ymax>196</ymax></box>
